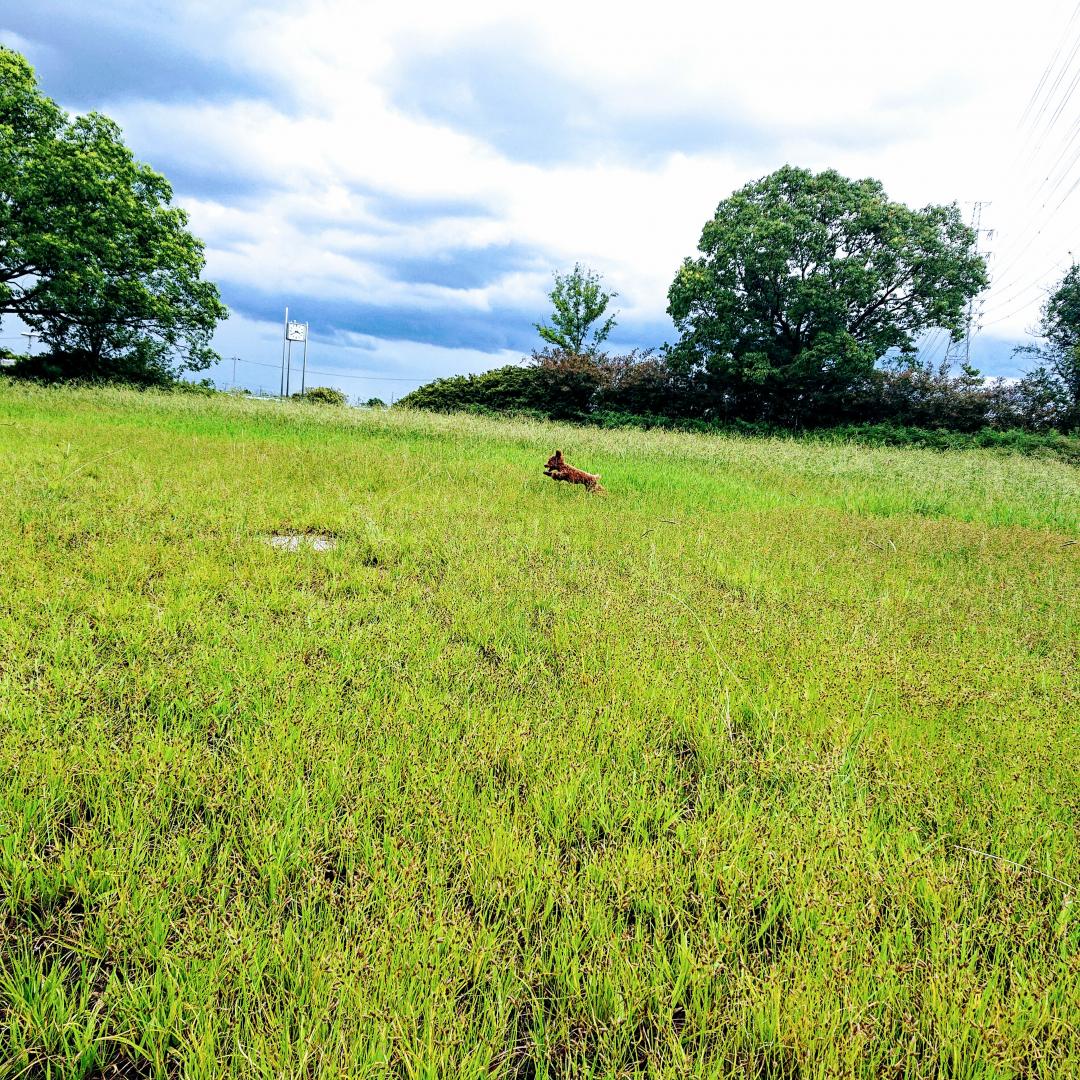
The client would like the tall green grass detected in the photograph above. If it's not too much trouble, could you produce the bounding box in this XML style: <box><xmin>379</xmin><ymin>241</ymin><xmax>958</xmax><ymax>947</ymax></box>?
<box><xmin>0</xmin><ymin>382</ymin><xmax>1077</xmax><ymax>1078</ymax></box>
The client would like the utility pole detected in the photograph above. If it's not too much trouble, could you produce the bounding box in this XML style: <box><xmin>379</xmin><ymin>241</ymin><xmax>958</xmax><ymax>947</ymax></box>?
<box><xmin>231</xmin><ymin>356</ymin><xmax>238</xmax><ymax>387</ymax></box>
<box><xmin>20</xmin><ymin>331</ymin><xmax>38</xmax><ymax>355</ymax></box>
<box><xmin>280</xmin><ymin>307</ymin><xmax>289</xmax><ymax>398</ymax></box>
<box><xmin>963</xmin><ymin>201</ymin><xmax>992</xmax><ymax>368</ymax></box>
<box><xmin>300</xmin><ymin>325</ymin><xmax>309</xmax><ymax>395</ymax></box>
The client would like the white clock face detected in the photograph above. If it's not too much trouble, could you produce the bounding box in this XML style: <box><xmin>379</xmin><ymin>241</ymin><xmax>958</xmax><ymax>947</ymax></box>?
<box><xmin>287</xmin><ymin>322</ymin><xmax>306</xmax><ymax>342</ymax></box>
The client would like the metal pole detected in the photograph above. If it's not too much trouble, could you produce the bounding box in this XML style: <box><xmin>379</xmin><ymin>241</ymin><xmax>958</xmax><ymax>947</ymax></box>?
<box><xmin>300</xmin><ymin>324</ymin><xmax>309</xmax><ymax>395</ymax></box>
<box><xmin>285</xmin><ymin>341</ymin><xmax>292</xmax><ymax>397</ymax></box>
<box><xmin>280</xmin><ymin>307</ymin><xmax>289</xmax><ymax>398</ymax></box>
<box><xmin>232</xmin><ymin>356</ymin><xmax>237</xmax><ymax>387</ymax></box>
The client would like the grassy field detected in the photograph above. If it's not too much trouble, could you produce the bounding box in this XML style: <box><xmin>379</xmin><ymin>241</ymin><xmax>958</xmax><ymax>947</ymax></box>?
<box><xmin>0</xmin><ymin>382</ymin><xmax>1077</xmax><ymax>1079</ymax></box>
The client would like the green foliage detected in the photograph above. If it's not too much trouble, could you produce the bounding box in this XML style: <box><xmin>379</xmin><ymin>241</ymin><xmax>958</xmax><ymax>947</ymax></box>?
<box><xmin>397</xmin><ymin>354</ymin><xmax>1080</xmax><ymax>461</ymax></box>
<box><xmin>170</xmin><ymin>377</ymin><xmax>218</xmax><ymax>396</ymax></box>
<box><xmin>814</xmin><ymin>421</ymin><xmax>1080</xmax><ymax>464</ymax></box>
<box><xmin>362</xmin><ymin>396</ymin><xmax>387</xmax><ymax>408</ymax></box>
<box><xmin>399</xmin><ymin>345</ymin><xmax>1080</xmax><ymax>439</ymax></box>
<box><xmin>535</xmin><ymin>263</ymin><xmax>618</xmax><ymax>355</ymax></box>
<box><xmin>398</xmin><ymin>350</ymin><xmax>677</xmax><ymax>422</ymax></box>
<box><xmin>667</xmin><ymin>166</ymin><xmax>989</xmax><ymax>423</ymax></box>
<box><xmin>0</xmin><ymin>46</ymin><xmax>226</xmax><ymax>384</ymax></box>
<box><xmin>1015</xmin><ymin>264</ymin><xmax>1080</xmax><ymax>431</ymax></box>
<box><xmin>294</xmin><ymin>386</ymin><xmax>347</xmax><ymax>406</ymax></box>
<box><xmin>0</xmin><ymin>383</ymin><xmax>1077</xmax><ymax>1077</ymax></box>
<box><xmin>0</xmin><ymin>47</ymin><xmax>65</xmax><ymax>320</ymax></box>
<box><xmin>854</xmin><ymin>358</ymin><xmax>1002</xmax><ymax>433</ymax></box>
<box><xmin>398</xmin><ymin>359</ymin><xmax>593</xmax><ymax>420</ymax></box>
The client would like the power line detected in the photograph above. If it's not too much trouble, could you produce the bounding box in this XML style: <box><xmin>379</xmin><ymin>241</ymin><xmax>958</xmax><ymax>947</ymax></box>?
<box><xmin>1028</xmin><ymin>30</ymin><xmax>1080</xmax><ymax>139</ymax></box>
<box><xmin>992</xmin><ymin>5</ymin><xmax>1080</xmax><ymax>240</ymax></box>
<box><xmin>1017</xmin><ymin>4</ymin><xmax>1080</xmax><ymax>153</ymax></box>
<box><xmin>981</xmin><ymin>250</ymin><xmax>1072</xmax><ymax>310</ymax></box>
<box><xmin>980</xmin><ymin>279</ymin><xmax>1057</xmax><ymax>328</ymax></box>
<box><xmin>1002</xmin><ymin>3</ymin><xmax>1080</xmax><ymax>200</ymax></box>
<box><xmin>989</xmin><ymin>117</ymin><xmax>1080</xmax><ymax>273</ymax></box>
<box><xmin>980</xmin><ymin>253</ymin><xmax>1072</xmax><ymax>315</ymax></box>
<box><xmin>1018</xmin><ymin>1</ymin><xmax>1080</xmax><ymax>129</ymax></box>
<box><xmin>916</xmin><ymin>328</ymin><xmax>950</xmax><ymax>367</ymax></box>
<box><xmin>981</xmin><ymin>279</ymin><xmax>1048</xmax><ymax>317</ymax></box>
<box><xmin>226</xmin><ymin>355</ymin><xmax>434</xmax><ymax>383</ymax></box>
<box><xmin>992</xmin><ymin>154</ymin><xmax>1080</xmax><ymax>279</ymax></box>
<box><xmin>976</xmin><ymin>4</ymin><xmax>1080</xmax><ymax>343</ymax></box>
<box><xmin>0</xmin><ymin>340</ymin><xmax>442</xmax><ymax>386</ymax></box>
<box><xmin>991</xmin><ymin>150</ymin><xmax>1080</xmax><ymax>277</ymax></box>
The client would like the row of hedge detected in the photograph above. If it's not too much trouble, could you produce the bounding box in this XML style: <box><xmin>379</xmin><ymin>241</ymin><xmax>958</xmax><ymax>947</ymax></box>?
<box><xmin>396</xmin><ymin>352</ymin><xmax>1080</xmax><ymax>461</ymax></box>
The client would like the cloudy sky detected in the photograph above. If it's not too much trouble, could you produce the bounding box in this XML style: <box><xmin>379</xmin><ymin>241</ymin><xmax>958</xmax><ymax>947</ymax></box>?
<box><xmin>4</xmin><ymin>0</ymin><xmax>1080</xmax><ymax>397</ymax></box>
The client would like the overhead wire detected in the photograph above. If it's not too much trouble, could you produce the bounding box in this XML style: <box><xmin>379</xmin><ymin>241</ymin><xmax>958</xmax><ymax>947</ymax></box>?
<box><xmin>975</xmin><ymin>2</ymin><xmax>1080</xmax><ymax>338</ymax></box>
<box><xmin>223</xmin><ymin>355</ymin><xmax>435</xmax><ymax>384</ymax></box>
<box><xmin>980</xmin><ymin>280</ymin><xmax>1057</xmax><ymax>328</ymax></box>
<box><xmin>992</xmin><ymin>5</ymin><xmax>1080</xmax><ymax>228</ymax></box>
<box><xmin>1017</xmin><ymin>0</ymin><xmax>1080</xmax><ymax>129</ymax></box>
<box><xmin>998</xmin><ymin>2</ymin><xmax>1080</xmax><ymax>204</ymax></box>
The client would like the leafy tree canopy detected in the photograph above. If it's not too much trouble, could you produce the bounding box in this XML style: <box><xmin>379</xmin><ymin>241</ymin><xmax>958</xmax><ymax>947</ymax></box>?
<box><xmin>1015</xmin><ymin>264</ymin><xmax>1080</xmax><ymax>430</ymax></box>
<box><xmin>667</xmin><ymin>166</ymin><xmax>988</xmax><ymax>422</ymax></box>
<box><xmin>0</xmin><ymin>47</ymin><xmax>226</xmax><ymax>383</ymax></box>
<box><xmin>0</xmin><ymin>47</ymin><xmax>64</xmax><ymax>320</ymax></box>
<box><xmin>535</xmin><ymin>263</ymin><xmax>618</xmax><ymax>355</ymax></box>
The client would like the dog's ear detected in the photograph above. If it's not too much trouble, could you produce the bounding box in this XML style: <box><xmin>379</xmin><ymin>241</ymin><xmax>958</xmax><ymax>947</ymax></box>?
<box><xmin>554</xmin><ymin>449</ymin><xmax>563</xmax><ymax>462</ymax></box>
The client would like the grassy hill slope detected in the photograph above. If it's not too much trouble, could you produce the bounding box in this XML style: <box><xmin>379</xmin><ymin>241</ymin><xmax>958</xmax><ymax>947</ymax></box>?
<box><xmin>1</xmin><ymin>383</ymin><xmax>1077</xmax><ymax>1078</ymax></box>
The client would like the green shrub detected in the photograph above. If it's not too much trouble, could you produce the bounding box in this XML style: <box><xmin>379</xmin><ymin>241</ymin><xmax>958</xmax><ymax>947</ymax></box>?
<box><xmin>294</xmin><ymin>386</ymin><xmax>347</xmax><ymax>406</ymax></box>
<box><xmin>397</xmin><ymin>345</ymin><xmax>1080</xmax><ymax>441</ymax></box>
<box><xmin>815</xmin><ymin>422</ymin><xmax>1080</xmax><ymax>463</ymax></box>
<box><xmin>170</xmin><ymin>377</ymin><xmax>217</xmax><ymax>396</ymax></box>
<box><xmin>397</xmin><ymin>363</ymin><xmax>591</xmax><ymax>420</ymax></box>
<box><xmin>397</xmin><ymin>350</ymin><xmax>677</xmax><ymax>422</ymax></box>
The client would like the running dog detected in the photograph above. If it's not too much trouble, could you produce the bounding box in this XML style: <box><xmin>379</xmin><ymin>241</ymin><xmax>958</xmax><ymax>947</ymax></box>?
<box><xmin>544</xmin><ymin>450</ymin><xmax>604</xmax><ymax>493</ymax></box>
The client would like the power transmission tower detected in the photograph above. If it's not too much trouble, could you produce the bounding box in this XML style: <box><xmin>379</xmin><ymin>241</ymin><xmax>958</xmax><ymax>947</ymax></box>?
<box><xmin>963</xmin><ymin>201</ymin><xmax>992</xmax><ymax>367</ymax></box>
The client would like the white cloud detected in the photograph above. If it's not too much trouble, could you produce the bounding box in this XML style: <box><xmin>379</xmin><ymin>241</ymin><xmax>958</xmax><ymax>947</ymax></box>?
<box><xmin>0</xmin><ymin>29</ymin><xmax>36</xmax><ymax>54</ymax></box>
<box><xmin>204</xmin><ymin>311</ymin><xmax>519</xmax><ymax>399</ymax></box>
<box><xmin>11</xmin><ymin>0</ymin><xmax>1080</xmax><ymax>372</ymax></box>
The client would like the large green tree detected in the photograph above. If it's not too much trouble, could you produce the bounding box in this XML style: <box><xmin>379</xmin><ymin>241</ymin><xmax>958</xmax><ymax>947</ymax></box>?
<box><xmin>667</xmin><ymin>166</ymin><xmax>988</xmax><ymax>423</ymax></box>
<box><xmin>535</xmin><ymin>263</ymin><xmax>618</xmax><ymax>355</ymax></box>
<box><xmin>0</xmin><ymin>47</ymin><xmax>226</xmax><ymax>383</ymax></box>
<box><xmin>0</xmin><ymin>46</ymin><xmax>64</xmax><ymax>319</ymax></box>
<box><xmin>1015</xmin><ymin>264</ymin><xmax>1080</xmax><ymax>431</ymax></box>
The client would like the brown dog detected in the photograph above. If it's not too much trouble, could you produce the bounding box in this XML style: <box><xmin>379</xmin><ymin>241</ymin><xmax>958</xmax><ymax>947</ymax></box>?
<box><xmin>544</xmin><ymin>449</ymin><xmax>604</xmax><ymax>493</ymax></box>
